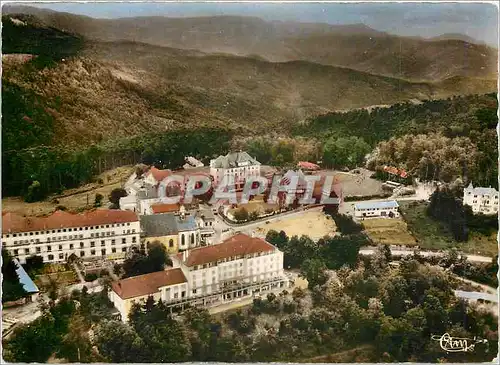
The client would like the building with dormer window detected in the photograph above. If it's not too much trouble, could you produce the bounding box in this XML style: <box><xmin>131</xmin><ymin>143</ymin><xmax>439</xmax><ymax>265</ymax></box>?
<box><xmin>209</xmin><ymin>151</ymin><xmax>261</xmax><ymax>191</ymax></box>
<box><xmin>2</xmin><ymin>210</ymin><xmax>140</xmax><ymax>264</ymax></box>
<box><xmin>463</xmin><ymin>183</ymin><xmax>499</xmax><ymax>215</ymax></box>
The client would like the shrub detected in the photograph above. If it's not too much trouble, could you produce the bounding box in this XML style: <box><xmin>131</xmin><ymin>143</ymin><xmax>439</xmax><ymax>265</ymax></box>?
<box><xmin>94</xmin><ymin>193</ymin><xmax>104</xmax><ymax>207</ymax></box>
<box><xmin>84</xmin><ymin>273</ymin><xmax>98</xmax><ymax>282</ymax></box>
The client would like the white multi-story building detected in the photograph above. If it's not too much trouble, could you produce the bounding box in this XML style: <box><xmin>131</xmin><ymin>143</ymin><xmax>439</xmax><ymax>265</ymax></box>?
<box><xmin>109</xmin><ymin>269</ymin><xmax>188</xmax><ymax>322</ymax></box>
<box><xmin>210</xmin><ymin>151</ymin><xmax>261</xmax><ymax>190</ymax></box>
<box><xmin>2</xmin><ymin>210</ymin><xmax>141</xmax><ymax>264</ymax></box>
<box><xmin>463</xmin><ymin>183</ymin><xmax>499</xmax><ymax>215</ymax></box>
<box><xmin>109</xmin><ymin>233</ymin><xmax>289</xmax><ymax>322</ymax></box>
<box><xmin>354</xmin><ymin>200</ymin><xmax>399</xmax><ymax>219</ymax></box>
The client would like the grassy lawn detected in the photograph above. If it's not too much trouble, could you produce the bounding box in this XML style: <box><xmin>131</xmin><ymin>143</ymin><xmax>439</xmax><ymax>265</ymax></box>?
<box><xmin>399</xmin><ymin>201</ymin><xmax>498</xmax><ymax>257</ymax></box>
<box><xmin>362</xmin><ymin>218</ymin><xmax>417</xmax><ymax>246</ymax></box>
<box><xmin>2</xmin><ymin>165</ymin><xmax>135</xmax><ymax>216</ymax></box>
<box><xmin>254</xmin><ymin>210</ymin><xmax>336</xmax><ymax>241</ymax></box>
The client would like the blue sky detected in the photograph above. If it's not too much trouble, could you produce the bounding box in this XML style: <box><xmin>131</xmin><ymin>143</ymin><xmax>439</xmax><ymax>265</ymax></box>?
<box><xmin>23</xmin><ymin>2</ymin><xmax>500</xmax><ymax>46</ymax></box>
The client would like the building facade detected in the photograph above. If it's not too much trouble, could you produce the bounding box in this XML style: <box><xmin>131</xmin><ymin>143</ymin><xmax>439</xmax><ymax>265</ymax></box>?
<box><xmin>354</xmin><ymin>200</ymin><xmax>399</xmax><ymax>219</ymax></box>
<box><xmin>109</xmin><ymin>268</ymin><xmax>188</xmax><ymax>322</ymax></box>
<box><xmin>109</xmin><ymin>233</ymin><xmax>290</xmax><ymax>322</ymax></box>
<box><xmin>210</xmin><ymin>151</ymin><xmax>261</xmax><ymax>190</ymax></box>
<box><xmin>2</xmin><ymin>210</ymin><xmax>140</xmax><ymax>264</ymax></box>
<box><xmin>140</xmin><ymin>211</ymin><xmax>201</xmax><ymax>253</ymax></box>
<box><xmin>463</xmin><ymin>183</ymin><xmax>499</xmax><ymax>215</ymax></box>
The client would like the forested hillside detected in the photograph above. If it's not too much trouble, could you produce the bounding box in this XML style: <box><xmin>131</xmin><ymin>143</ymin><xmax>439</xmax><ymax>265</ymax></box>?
<box><xmin>2</xmin><ymin>13</ymin><xmax>498</xmax><ymax>202</ymax></box>
<box><xmin>294</xmin><ymin>94</ymin><xmax>498</xmax><ymax>187</ymax></box>
<box><xmin>3</xmin><ymin>5</ymin><xmax>498</xmax><ymax>81</ymax></box>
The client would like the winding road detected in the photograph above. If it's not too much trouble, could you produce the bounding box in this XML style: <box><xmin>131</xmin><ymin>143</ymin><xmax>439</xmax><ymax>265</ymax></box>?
<box><xmin>359</xmin><ymin>247</ymin><xmax>493</xmax><ymax>263</ymax></box>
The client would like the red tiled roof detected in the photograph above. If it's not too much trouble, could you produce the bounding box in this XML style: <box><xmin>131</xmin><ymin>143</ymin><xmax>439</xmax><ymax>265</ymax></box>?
<box><xmin>177</xmin><ymin>233</ymin><xmax>276</xmax><ymax>267</ymax></box>
<box><xmin>111</xmin><ymin>268</ymin><xmax>187</xmax><ymax>300</ymax></box>
<box><xmin>2</xmin><ymin>210</ymin><xmax>138</xmax><ymax>234</ymax></box>
<box><xmin>147</xmin><ymin>167</ymin><xmax>173</xmax><ymax>182</ymax></box>
<box><xmin>298</xmin><ymin>161</ymin><xmax>320</xmax><ymax>170</ymax></box>
<box><xmin>173</xmin><ymin>170</ymin><xmax>211</xmax><ymax>178</ymax></box>
<box><xmin>151</xmin><ymin>203</ymin><xmax>181</xmax><ymax>214</ymax></box>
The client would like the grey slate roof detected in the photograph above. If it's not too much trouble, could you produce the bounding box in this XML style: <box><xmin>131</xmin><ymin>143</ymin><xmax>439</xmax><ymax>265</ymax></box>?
<box><xmin>211</xmin><ymin>151</ymin><xmax>260</xmax><ymax>169</ymax></box>
<box><xmin>465</xmin><ymin>183</ymin><xmax>498</xmax><ymax>196</ymax></box>
<box><xmin>175</xmin><ymin>215</ymin><xmax>198</xmax><ymax>231</ymax></box>
<box><xmin>140</xmin><ymin>214</ymin><xmax>178</xmax><ymax>237</ymax></box>
<box><xmin>354</xmin><ymin>200</ymin><xmax>399</xmax><ymax>210</ymax></box>
<box><xmin>14</xmin><ymin>259</ymin><xmax>39</xmax><ymax>294</ymax></box>
<box><xmin>196</xmin><ymin>209</ymin><xmax>215</xmax><ymax>221</ymax></box>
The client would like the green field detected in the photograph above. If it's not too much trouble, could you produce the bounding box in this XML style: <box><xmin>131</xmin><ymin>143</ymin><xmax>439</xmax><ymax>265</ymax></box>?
<box><xmin>399</xmin><ymin>201</ymin><xmax>498</xmax><ymax>257</ymax></box>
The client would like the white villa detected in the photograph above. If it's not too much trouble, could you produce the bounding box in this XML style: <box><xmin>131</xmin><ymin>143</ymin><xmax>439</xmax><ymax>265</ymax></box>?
<box><xmin>210</xmin><ymin>151</ymin><xmax>261</xmax><ymax>191</ymax></box>
<box><xmin>463</xmin><ymin>183</ymin><xmax>499</xmax><ymax>215</ymax></box>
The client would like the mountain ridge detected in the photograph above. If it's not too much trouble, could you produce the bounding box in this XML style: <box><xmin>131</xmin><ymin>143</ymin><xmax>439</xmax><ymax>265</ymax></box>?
<box><xmin>3</xmin><ymin>5</ymin><xmax>497</xmax><ymax>81</ymax></box>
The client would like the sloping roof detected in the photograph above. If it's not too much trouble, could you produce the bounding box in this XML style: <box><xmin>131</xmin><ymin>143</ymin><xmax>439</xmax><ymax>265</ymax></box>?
<box><xmin>470</xmin><ymin>187</ymin><xmax>498</xmax><ymax>196</ymax></box>
<box><xmin>140</xmin><ymin>214</ymin><xmax>178</xmax><ymax>237</ymax></box>
<box><xmin>298</xmin><ymin>161</ymin><xmax>320</xmax><ymax>170</ymax></box>
<box><xmin>13</xmin><ymin>259</ymin><xmax>39</xmax><ymax>294</ymax></box>
<box><xmin>151</xmin><ymin>203</ymin><xmax>181</xmax><ymax>214</ymax></box>
<box><xmin>354</xmin><ymin>200</ymin><xmax>399</xmax><ymax>210</ymax></box>
<box><xmin>175</xmin><ymin>215</ymin><xmax>198</xmax><ymax>231</ymax></box>
<box><xmin>211</xmin><ymin>151</ymin><xmax>260</xmax><ymax>169</ymax></box>
<box><xmin>177</xmin><ymin>233</ymin><xmax>276</xmax><ymax>267</ymax></box>
<box><xmin>111</xmin><ymin>269</ymin><xmax>187</xmax><ymax>300</ymax></box>
<box><xmin>146</xmin><ymin>167</ymin><xmax>172</xmax><ymax>183</ymax></box>
<box><xmin>2</xmin><ymin>210</ymin><xmax>138</xmax><ymax>234</ymax></box>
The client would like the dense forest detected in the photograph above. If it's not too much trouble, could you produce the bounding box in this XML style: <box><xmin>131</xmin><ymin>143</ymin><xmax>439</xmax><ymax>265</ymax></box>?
<box><xmin>2</xmin><ymin>15</ymin><xmax>84</xmax><ymax>67</ymax></box>
<box><xmin>294</xmin><ymin>94</ymin><xmax>498</xmax><ymax>187</ymax></box>
<box><xmin>3</xmin><ymin>14</ymin><xmax>498</xmax><ymax>202</ymax></box>
<box><xmin>2</xmin><ymin>128</ymin><xmax>231</xmax><ymax>200</ymax></box>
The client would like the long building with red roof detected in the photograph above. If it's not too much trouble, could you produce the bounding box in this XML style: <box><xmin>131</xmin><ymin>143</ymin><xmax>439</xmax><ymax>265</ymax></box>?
<box><xmin>2</xmin><ymin>210</ymin><xmax>140</xmax><ymax>264</ymax></box>
<box><xmin>108</xmin><ymin>233</ymin><xmax>290</xmax><ymax>321</ymax></box>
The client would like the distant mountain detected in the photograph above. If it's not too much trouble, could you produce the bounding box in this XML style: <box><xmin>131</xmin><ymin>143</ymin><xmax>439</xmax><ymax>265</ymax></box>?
<box><xmin>3</xmin><ymin>5</ymin><xmax>497</xmax><ymax>81</ymax></box>
<box><xmin>3</xmin><ymin>13</ymin><xmax>495</xmax><ymax>151</ymax></box>
<box><xmin>429</xmin><ymin>33</ymin><xmax>483</xmax><ymax>44</ymax></box>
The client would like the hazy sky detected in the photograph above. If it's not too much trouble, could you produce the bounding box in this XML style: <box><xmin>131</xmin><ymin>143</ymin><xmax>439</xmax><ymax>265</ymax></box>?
<box><xmin>24</xmin><ymin>1</ymin><xmax>500</xmax><ymax>46</ymax></box>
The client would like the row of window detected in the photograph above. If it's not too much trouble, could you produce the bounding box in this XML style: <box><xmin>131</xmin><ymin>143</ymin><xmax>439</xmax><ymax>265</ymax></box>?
<box><xmin>12</xmin><ymin>237</ymin><xmax>137</xmax><ymax>256</ymax></box>
<box><xmin>468</xmin><ymin>193</ymin><xmax>499</xmax><ymax>199</ymax></box>
<box><xmin>190</xmin><ymin>251</ymin><xmax>274</xmax><ymax>271</ymax></box>
<box><xmin>471</xmin><ymin>200</ymin><xmax>497</xmax><ymax>205</ymax></box>
<box><xmin>189</xmin><ymin>251</ymin><xmax>275</xmax><ymax>271</ymax></box>
<box><xmin>11</xmin><ymin>231</ymin><xmax>137</xmax><ymax>245</ymax></box>
<box><xmin>38</xmin><ymin>246</ymin><xmax>130</xmax><ymax>261</ymax></box>
<box><xmin>4</xmin><ymin>223</ymin><xmax>135</xmax><ymax>238</ymax></box>
<box><xmin>180</xmin><ymin>233</ymin><xmax>198</xmax><ymax>247</ymax></box>
<box><xmin>357</xmin><ymin>207</ymin><xmax>397</xmax><ymax>211</ymax></box>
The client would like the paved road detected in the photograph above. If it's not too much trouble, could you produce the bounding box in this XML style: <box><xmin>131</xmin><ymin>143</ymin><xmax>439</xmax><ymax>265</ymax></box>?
<box><xmin>359</xmin><ymin>247</ymin><xmax>493</xmax><ymax>263</ymax></box>
<box><xmin>455</xmin><ymin>276</ymin><xmax>497</xmax><ymax>295</ymax></box>
<box><xmin>454</xmin><ymin>290</ymin><xmax>498</xmax><ymax>303</ymax></box>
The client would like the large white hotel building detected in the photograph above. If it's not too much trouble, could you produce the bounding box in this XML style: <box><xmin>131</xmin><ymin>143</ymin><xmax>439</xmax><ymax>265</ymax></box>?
<box><xmin>2</xmin><ymin>210</ymin><xmax>141</xmax><ymax>264</ymax></box>
<box><xmin>109</xmin><ymin>233</ymin><xmax>290</xmax><ymax>322</ymax></box>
